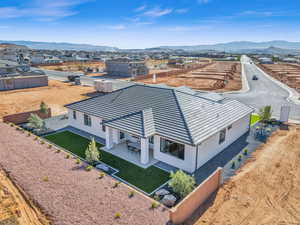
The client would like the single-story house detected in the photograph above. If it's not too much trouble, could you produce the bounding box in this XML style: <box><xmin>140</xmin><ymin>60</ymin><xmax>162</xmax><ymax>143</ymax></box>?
<box><xmin>65</xmin><ymin>85</ymin><xmax>253</xmax><ymax>173</ymax></box>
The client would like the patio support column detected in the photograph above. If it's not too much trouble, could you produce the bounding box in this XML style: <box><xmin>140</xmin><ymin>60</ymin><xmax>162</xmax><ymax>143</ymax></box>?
<box><xmin>140</xmin><ymin>137</ymin><xmax>149</xmax><ymax>164</ymax></box>
<box><xmin>105</xmin><ymin>127</ymin><xmax>114</xmax><ymax>150</ymax></box>
<box><xmin>112</xmin><ymin>129</ymin><xmax>120</xmax><ymax>144</ymax></box>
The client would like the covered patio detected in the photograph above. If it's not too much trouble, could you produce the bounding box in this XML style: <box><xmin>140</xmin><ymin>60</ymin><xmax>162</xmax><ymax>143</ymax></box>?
<box><xmin>103</xmin><ymin>109</ymin><xmax>157</xmax><ymax>168</ymax></box>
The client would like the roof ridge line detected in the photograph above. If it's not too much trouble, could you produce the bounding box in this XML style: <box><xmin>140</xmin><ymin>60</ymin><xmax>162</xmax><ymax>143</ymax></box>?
<box><xmin>171</xmin><ymin>90</ymin><xmax>194</xmax><ymax>145</ymax></box>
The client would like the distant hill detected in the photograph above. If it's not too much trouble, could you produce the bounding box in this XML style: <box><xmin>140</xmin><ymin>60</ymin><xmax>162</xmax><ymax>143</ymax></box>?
<box><xmin>0</xmin><ymin>43</ymin><xmax>28</xmax><ymax>50</ymax></box>
<box><xmin>158</xmin><ymin>41</ymin><xmax>300</xmax><ymax>52</ymax></box>
<box><xmin>0</xmin><ymin>40</ymin><xmax>118</xmax><ymax>51</ymax></box>
<box><xmin>235</xmin><ymin>46</ymin><xmax>300</xmax><ymax>55</ymax></box>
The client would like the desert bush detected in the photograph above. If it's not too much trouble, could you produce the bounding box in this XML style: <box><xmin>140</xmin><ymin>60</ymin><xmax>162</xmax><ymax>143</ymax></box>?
<box><xmin>99</xmin><ymin>172</ymin><xmax>105</xmax><ymax>179</ymax></box>
<box><xmin>231</xmin><ymin>160</ymin><xmax>236</xmax><ymax>169</ymax></box>
<box><xmin>150</xmin><ymin>201</ymin><xmax>159</xmax><ymax>209</ymax></box>
<box><xmin>114</xmin><ymin>212</ymin><xmax>121</xmax><ymax>219</ymax></box>
<box><xmin>85</xmin><ymin>165</ymin><xmax>92</xmax><ymax>171</ymax></box>
<box><xmin>56</xmin><ymin>149</ymin><xmax>61</xmax><ymax>153</ymax></box>
<box><xmin>42</xmin><ymin>176</ymin><xmax>49</xmax><ymax>182</ymax></box>
<box><xmin>27</xmin><ymin>132</ymin><xmax>31</xmax><ymax>137</ymax></box>
<box><xmin>34</xmin><ymin>136</ymin><xmax>39</xmax><ymax>141</ymax></box>
<box><xmin>243</xmin><ymin>148</ymin><xmax>248</xmax><ymax>155</ymax></box>
<box><xmin>10</xmin><ymin>123</ymin><xmax>14</xmax><ymax>127</ymax></box>
<box><xmin>48</xmin><ymin>144</ymin><xmax>52</xmax><ymax>149</ymax></box>
<box><xmin>40</xmin><ymin>140</ymin><xmax>45</xmax><ymax>145</ymax></box>
<box><xmin>238</xmin><ymin>154</ymin><xmax>242</xmax><ymax>162</ymax></box>
<box><xmin>128</xmin><ymin>190</ymin><xmax>135</xmax><ymax>198</ymax></box>
<box><xmin>113</xmin><ymin>181</ymin><xmax>121</xmax><ymax>188</ymax></box>
<box><xmin>75</xmin><ymin>158</ymin><xmax>81</xmax><ymax>164</ymax></box>
<box><xmin>65</xmin><ymin>154</ymin><xmax>70</xmax><ymax>159</ymax></box>
<box><xmin>169</xmin><ymin>170</ymin><xmax>195</xmax><ymax>198</ymax></box>
<box><xmin>40</xmin><ymin>101</ymin><xmax>48</xmax><ymax>114</ymax></box>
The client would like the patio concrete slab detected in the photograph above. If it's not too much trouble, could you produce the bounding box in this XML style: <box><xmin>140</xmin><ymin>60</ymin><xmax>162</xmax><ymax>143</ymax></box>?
<box><xmin>102</xmin><ymin>143</ymin><xmax>158</xmax><ymax>169</ymax></box>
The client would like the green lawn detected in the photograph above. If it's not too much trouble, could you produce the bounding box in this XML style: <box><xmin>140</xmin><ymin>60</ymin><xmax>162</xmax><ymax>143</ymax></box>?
<box><xmin>44</xmin><ymin>131</ymin><xmax>170</xmax><ymax>193</ymax></box>
<box><xmin>250</xmin><ymin>114</ymin><xmax>260</xmax><ymax>126</ymax></box>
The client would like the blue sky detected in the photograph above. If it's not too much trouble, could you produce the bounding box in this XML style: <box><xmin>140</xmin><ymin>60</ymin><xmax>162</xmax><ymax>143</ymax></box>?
<box><xmin>0</xmin><ymin>0</ymin><xmax>299</xmax><ymax>48</ymax></box>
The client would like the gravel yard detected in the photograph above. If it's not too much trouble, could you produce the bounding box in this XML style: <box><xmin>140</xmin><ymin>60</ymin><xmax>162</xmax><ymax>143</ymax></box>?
<box><xmin>0</xmin><ymin>123</ymin><xmax>169</xmax><ymax>225</ymax></box>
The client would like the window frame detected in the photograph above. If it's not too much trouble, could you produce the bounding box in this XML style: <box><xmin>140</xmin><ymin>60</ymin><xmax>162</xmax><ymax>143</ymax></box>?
<box><xmin>84</xmin><ymin>114</ymin><xmax>92</xmax><ymax>127</ymax></box>
<box><xmin>72</xmin><ymin>110</ymin><xmax>77</xmax><ymax>120</ymax></box>
<box><xmin>160</xmin><ymin>138</ymin><xmax>185</xmax><ymax>160</ymax></box>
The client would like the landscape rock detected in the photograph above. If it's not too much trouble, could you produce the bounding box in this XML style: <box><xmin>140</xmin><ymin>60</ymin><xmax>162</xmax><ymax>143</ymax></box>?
<box><xmin>155</xmin><ymin>189</ymin><xmax>170</xmax><ymax>197</ymax></box>
<box><xmin>161</xmin><ymin>194</ymin><xmax>177</xmax><ymax>207</ymax></box>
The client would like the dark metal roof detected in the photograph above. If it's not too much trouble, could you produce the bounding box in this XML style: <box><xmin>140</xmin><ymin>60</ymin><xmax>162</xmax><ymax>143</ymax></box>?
<box><xmin>66</xmin><ymin>85</ymin><xmax>253</xmax><ymax>145</ymax></box>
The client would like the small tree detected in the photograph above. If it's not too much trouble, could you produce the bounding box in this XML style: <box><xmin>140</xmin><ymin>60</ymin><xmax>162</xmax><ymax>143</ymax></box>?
<box><xmin>28</xmin><ymin>113</ymin><xmax>44</xmax><ymax>129</ymax></box>
<box><xmin>40</xmin><ymin>101</ymin><xmax>48</xmax><ymax>114</ymax></box>
<box><xmin>85</xmin><ymin>138</ymin><xmax>100</xmax><ymax>163</ymax></box>
<box><xmin>258</xmin><ymin>105</ymin><xmax>272</xmax><ymax>123</ymax></box>
<box><xmin>169</xmin><ymin>170</ymin><xmax>195</xmax><ymax>198</ymax></box>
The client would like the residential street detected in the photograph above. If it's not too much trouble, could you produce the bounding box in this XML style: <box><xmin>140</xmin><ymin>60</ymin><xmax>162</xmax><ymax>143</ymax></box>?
<box><xmin>225</xmin><ymin>57</ymin><xmax>300</xmax><ymax>121</ymax></box>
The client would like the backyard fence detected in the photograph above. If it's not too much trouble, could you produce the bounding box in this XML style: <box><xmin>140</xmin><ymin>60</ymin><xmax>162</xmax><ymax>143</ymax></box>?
<box><xmin>3</xmin><ymin>108</ymin><xmax>51</xmax><ymax>124</ymax></box>
<box><xmin>169</xmin><ymin>167</ymin><xmax>222</xmax><ymax>225</ymax></box>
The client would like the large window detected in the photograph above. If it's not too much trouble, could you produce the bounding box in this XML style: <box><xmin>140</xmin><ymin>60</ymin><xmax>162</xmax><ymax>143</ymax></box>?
<box><xmin>219</xmin><ymin>128</ymin><xmax>226</xmax><ymax>144</ymax></box>
<box><xmin>160</xmin><ymin>138</ymin><xmax>185</xmax><ymax>160</ymax></box>
<box><xmin>84</xmin><ymin>114</ymin><xmax>92</xmax><ymax>127</ymax></box>
<box><xmin>149</xmin><ymin>136</ymin><xmax>154</xmax><ymax>144</ymax></box>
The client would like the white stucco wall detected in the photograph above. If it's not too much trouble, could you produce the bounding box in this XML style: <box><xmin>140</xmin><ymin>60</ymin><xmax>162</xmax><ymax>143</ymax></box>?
<box><xmin>153</xmin><ymin>136</ymin><xmax>197</xmax><ymax>173</ymax></box>
<box><xmin>68</xmin><ymin>109</ymin><xmax>106</xmax><ymax>139</ymax></box>
<box><xmin>196</xmin><ymin>114</ymin><xmax>251</xmax><ymax>169</ymax></box>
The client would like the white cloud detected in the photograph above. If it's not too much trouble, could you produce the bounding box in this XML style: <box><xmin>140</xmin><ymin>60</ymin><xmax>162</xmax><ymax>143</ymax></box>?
<box><xmin>135</xmin><ymin>5</ymin><xmax>147</xmax><ymax>12</ymax></box>
<box><xmin>143</xmin><ymin>7</ymin><xmax>173</xmax><ymax>17</ymax></box>
<box><xmin>0</xmin><ymin>0</ymin><xmax>90</xmax><ymax>21</ymax></box>
<box><xmin>198</xmin><ymin>0</ymin><xmax>210</xmax><ymax>4</ymax></box>
<box><xmin>175</xmin><ymin>8</ymin><xmax>189</xmax><ymax>14</ymax></box>
<box><xmin>239</xmin><ymin>10</ymin><xmax>273</xmax><ymax>17</ymax></box>
<box><xmin>107</xmin><ymin>25</ymin><xmax>126</xmax><ymax>30</ymax></box>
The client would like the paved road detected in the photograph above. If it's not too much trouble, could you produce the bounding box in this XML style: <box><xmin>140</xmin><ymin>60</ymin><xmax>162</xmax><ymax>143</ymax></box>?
<box><xmin>225</xmin><ymin>56</ymin><xmax>300</xmax><ymax>121</ymax></box>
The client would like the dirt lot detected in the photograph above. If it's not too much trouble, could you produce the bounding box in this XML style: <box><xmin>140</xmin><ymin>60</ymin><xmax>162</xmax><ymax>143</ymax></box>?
<box><xmin>191</xmin><ymin>125</ymin><xmax>300</xmax><ymax>225</ymax></box>
<box><xmin>0</xmin><ymin>170</ymin><xmax>49</xmax><ymax>225</ymax></box>
<box><xmin>0</xmin><ymin>80</ymin><xmax>94</xmax><ymax>120</ymax></box>
<box><xmin>259</xmin><ymin>63</ymin><xmax>300</xmax><ymax>93</ymax></box>
<box><xmin>38</xmin><ymin>61</ymin><xmax>105</xmax><ymax>74</ymax></box>
<box><xmin>0</xmin><ymin>123</ymin><xmax>169</xmax><ymax>225</ymax></box>
<box><xmin>138</xmin><ymin>61</ymin><xmax>241</xmax><ymax>92</ymax></box>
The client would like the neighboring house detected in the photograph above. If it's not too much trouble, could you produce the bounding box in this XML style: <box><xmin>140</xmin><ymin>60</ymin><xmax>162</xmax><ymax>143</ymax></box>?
<box><xmin>65</xmin><ymin>85</ymin><xmax>253</xmax><ymax>173</ymax></box>
<box><xmin>105</xmin><ymin>58</ymin><xmax>149</xmax><ymax>77</ymax></box>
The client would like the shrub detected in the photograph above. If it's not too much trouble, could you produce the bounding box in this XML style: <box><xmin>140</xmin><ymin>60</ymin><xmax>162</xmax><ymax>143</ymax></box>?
<box><xmin>65</xmin><ymin>154</ymin><xmax>70</xmax><ymax>159</ymax></box>
<box><xmin>85</xmin><ymin>165</ymin><xmax>92</xmax><ymax>171</ymax></box>
<box><xmin>10</xmin><ymin>123</ymin><xmax>14</xmax><ymax>127</ymax></box>
<box><xmin>40</xmin><ymin>140</ymin><xmax>45</xmax><ymax>145</ymax></box>
<box><xmin>243</xmin><ymin>148</ymin><xmax>248</xmax><ymax>155</ymax></box>
<box><xmin>128</xmin><ymin>190</ymin><xmax>135</xmax><ymax>198</ymax></box>
<box><xmin>28</xmin><ymin>113</ymin><xmax>44</xmax><ymax>130</ymax></box>
<box><xmin>153</xmin><ymin>195</ymin><xmax>160</xmax><ymax>201</ymax></box>
<box><xmin>42</xmin><ymin>176</ymin><xmax>49</xmax><ymax>182</ymax></box>
<box><xmin>40</xmin><ymin>101</ymin><xmax>48</xmax><ymax>114</ymax></box>
<box><xmin>114</xmin><ymin>212</ymin><xmax>121</xmax><ymax>219</ymax></box>
<box><xmin>258</xmin><ymin>105</ymin><xmax>272</xmax><ymax>123</ymax></box>
<box><xmin>99</xmin><ymin>172</ymin><xmax>105</xmax><ymax>179</ymax></box>
<box><xmin>34</xmin><ymin>136</ymin><xmax>39</xmax><ymax>141</ymax></box>
<box><xmin>16</xmin><ymin>127</ymin><xmax>21</xmax><ymax>131</ymax></box>
<box><xmin>238</xmin><ymin>154</ymin><xmax>242</xmax><ymax>162</ymax></box>
<box><xmin>113</xmin><ymin>181</ymin><xmax>121</xmax><ymax>188</ymax></box>
<box><xmin>231</xmin><ymin>160</ymin><xmax>236</xmax><ymax>169</ymax></box>
<box><xmin>75</xmin><ymin>158</ymin><xmax>81</xmax><ymax>164</ymax></box>
<box><xmin>150</xmin><ymin>201</ymin><xmax>159</xmax><ymax>209</ymax></box>
<box><xmin>169</xmin><ymin>170</ymin><xmax>195</xmax><ymax>198</ymax></box>
<box><xmin>48</xmin><ymin>144</ymin><xmax>52</xmax><ymax>149</ymax></box>
<box><xmin>27</xmin><ymin>132</ymin><xmax>31</xmax><ymax>137</ymax></box>
<box><xmin>85</xmin><ymin>138</ymin><xmax>100</xmax><ymax>163</ymax></box>
<box><xmin>56</xmin><ymin>149</ymin><xmax>61</xmax><ymax>153</ymax></box>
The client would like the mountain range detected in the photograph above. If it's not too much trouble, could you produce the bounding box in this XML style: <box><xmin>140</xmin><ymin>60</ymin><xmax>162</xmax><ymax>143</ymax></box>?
<box><xmin>1</xmin><ymin>40</ymin><xmax>300</xmax><ymax>54</ymax></box>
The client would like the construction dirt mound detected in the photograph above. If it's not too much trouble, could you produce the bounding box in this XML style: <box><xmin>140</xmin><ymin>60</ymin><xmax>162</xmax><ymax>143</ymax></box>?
<box><xmin>189</xmin><ymin>125</ymin><xmax>300</xmax><ymax>225</ymax></box>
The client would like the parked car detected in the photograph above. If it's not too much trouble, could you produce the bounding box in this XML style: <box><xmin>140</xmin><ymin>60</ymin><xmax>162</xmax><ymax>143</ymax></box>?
<box><xmin>67</xmin><ymin>75</ymin><xmax>80</xmax><ymax>82</ymax></box>
<box><xmin>252</xmin><ymin>75</ymin><xmax>258</xmax><ymax>80</ymax></box>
